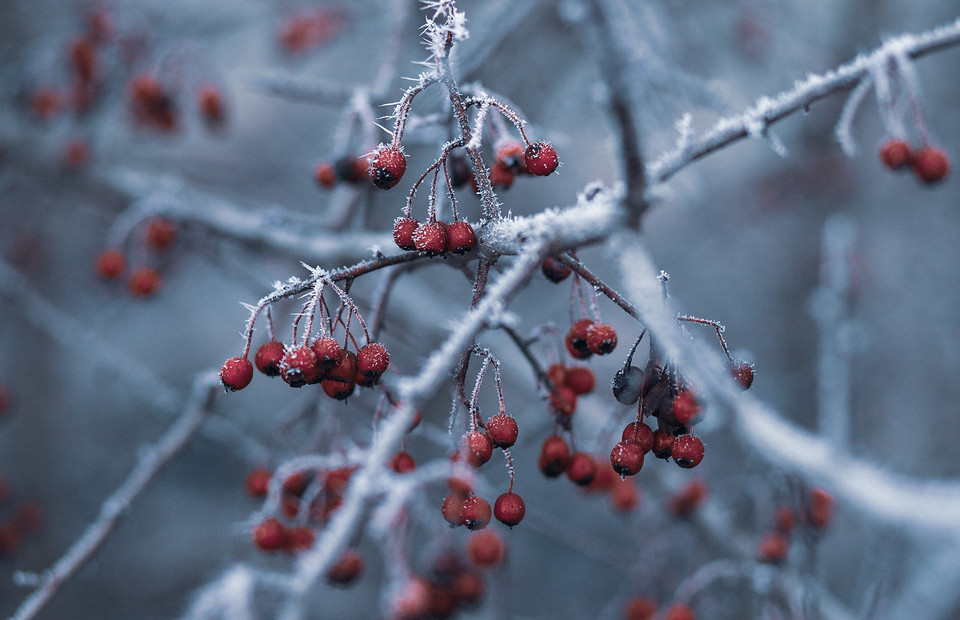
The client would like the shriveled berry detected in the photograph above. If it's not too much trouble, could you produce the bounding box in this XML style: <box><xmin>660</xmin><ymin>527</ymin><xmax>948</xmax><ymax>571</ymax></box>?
<box><xmin>220</xmin><ymin>356</ymin><xmax>254</xmax><ymax>391</ymax></box>
<box><xmin>95</xmin><ymin>249</ymin><xmax>125</xmax><ymax>279</ymax></box>
<box><xmin>467</xmin><ymin>530</ymin><xmax>505</xmax><ymax>567</ymax></box>
<box><xmin>253</xmin><ymin>518</ymin><xmax>286</xmax><ymax>552</ymax></box>
<box><xmin>245</xmin><ymin>467</ymin><xmax>271</xmax><ymax>497</ymax></box>
<box><xmin>538</xmin><ymin>435</ymin><xmax>571</xmax><ymax>478</ymax></box>
<box><xmin>255</xmin><ymin>340</ymin><xmax>285</xmax><ymax>376</ymax></box>
<box><xmin>586</xmin><ymin>323</ymin><xmax>617</xmax><ymax>355</ymax></box>
<box><xmin>564</xmin><ymin>366</ymin><xmax>595</xmax><ymax>395</ymax></box>
<box><xmin>459</xmin><ymin>496</ymin><xmax>491</xmax><ymax>530</ymax></box>
<box><xmin>310</xmin><ymin>336</ymin><xmax>343</xmax><ymax>370</ymax></box>
<box><xmin>393</xmin><ymin>217</ymin><xmax>419</xmax><ymax>251</ymax></box>
<box><xmin>912</xmin><ymin>146</ymin><xmax>950</xmax><ymax>184</ymax></box>
<box><xmin>446</xmin><ymin>220</ymin><xmax>477</xmax><ymax>254</ymax></box>
<box><xmin>671</xmin><ymin>391</ymin><xmax>701</xmax><ymax>426</ymax></box>
<box><xmin>463</xmin><ymin>431</ymin><xmax>493</xmax><ymax>467</ymax></box>
<box><xmin>729</xmin><ymin>359</ymin><xmax>755</xmax><ymax>390</ymax></box>
<box><xmin>326</xmin><ymin>549</ymin><xmax>365</xmax><ymax>585</ymax></box>
<box><xmin>494</xmin><ymin>491</ymin><xmax>526</xmax><ymax>527</ymax></box>
<box><xmin>621</xmin><ymin>422</ymin><xmax>654</xmax><ymax>453</ymax></box>
<box><xmin>128</xmin><ymin>267</ymin><xmax>161</xmax><ymax>297</ymax></box>
<box><xmin>541</xmin><ymin>256</ymin><xmax>571</xmax><ymax>282</ymax></box>
<box><xmin>651</xmin><ymin>429</ymin><xmax>674</xmax><ymax>459</ymax></box>
<box><xmin>757</xmin><ymin>532</ymin><xmax>789</xmax><ymax>563</ymax></box>
<box><xmin>879</xmin><ymin>139</ymin><xmax>912</xmax><ymax>171</ymax></box>
<box><xmin>565</xmin><ymin>319</ymin><xmax>595</xmax><ymax>359</ymax></box>
<box><xmin>280</xmin><ymin>345</ymin><xmax>319</xmax><ymax>387</ymax></box>
<box><xmin>485</xmin><ymin>414</ymin><xmax>518</xmax><ymax>449</ymax></box>
<box><xmin>389</xmin><ymin>451</ymin><xmax>416</xmax><ymax>473</ymax></box>
<box><xmin>671</xmin><ymin>434</ymin><xmax>704</xmax><ymax>468</ymax></box>
<box><xmin>414</xmin><ymin>221</ymin><xmax>448</xmax><ymax>256</ymax></box>
<box><xmin>566</xmin><ymin>452</ymin><xmax>597</xmax><ymax>486</ymax></box>
<box><xmin>357</xmin><ymin>342</ymin><xmax>389</xmax><ymax>378</ymax></box>
<box><xmin>524</xmin><ymin>142</ymin><xmax>558</xmax><ymax>176</ymax></box>
<box><xmin>610</xmin><ymin>440</ymin><xmax>644</xmax><ymax>476</ymax></box>
<box><xmin>314</xmin><ymin>162</ymin><xmax>336</xmax><ymax>188</ymax></box>
<box><xmin>369</xmin><ymin>146</ymin><xmax>407</xmax><ymax>190</ymax></box>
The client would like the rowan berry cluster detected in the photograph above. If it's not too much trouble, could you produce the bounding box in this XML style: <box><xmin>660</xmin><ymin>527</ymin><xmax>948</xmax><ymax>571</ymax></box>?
<box><xmin>755</xmin><ymin>487</ymin><xmax>835</xmax><ymax>563</ymax></box>
<box><xmin>879</xmin><ymin>138</ymin><xmax>950</xmax><ymax>184</ymax></box>
<box><xmin>95</xmin><ymin>217</ymin><xmax>178</xmax><ymax>298</ymax></box>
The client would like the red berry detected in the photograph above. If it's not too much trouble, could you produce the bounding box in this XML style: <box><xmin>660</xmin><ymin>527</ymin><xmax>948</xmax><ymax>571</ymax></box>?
<box><xmin>280</xmin><ymin>345</ymin><xmax>319</xmax><ymax>387</ymax></box>
<box><xmin>245</xmin><ymin>468</ymin><xmax>271</xmax><ymax>497</ymax></box>
<box><xmin>586</xmin><ymin>460</ymin><xmax>618</xmax><ymax>493</ymax></box>
<box><xmin>326</xmin><ymin>350</ymin><xmax>356</xmax><ymax>383</ymax></box>
<box><xmin>356</xmin><ymin>342</ymin><xmax>389</xmax><ymax>379</ymax></box>
<box><xmin>393</xmin><ymin>217</ymin><xmax>419</xmax><ymax>251</ymax></box>
<box><xmin>623</xmin><ymin>596</ymin><xmax>657</xmax><ymax>620</ymax></box>
<box><xmin>610</xmin><ymin>478</ymin><xmax>640</xmax><ymax>512</ymax></box>
<box><xmin>369</xmin><ymin>146</ymin><xmax>406</xmax><ymax>190</ymax></box>
<box><xmin>463</xmin><ymin>431</ymin><xmax>493</xmax><ymax>467</ymax></box>
<box><xmin>30</xmin><ymin>88</ymin><xmax>63</xmax><ymax>120</ymax></box>
<box><xmin>808</xmin><ymin>488</ymin><xmax>834</xmax><ymax>528</ymax></box>
<box><xmin>671</xmin><ymin>391</ymin><xmax>700</xmax><ymax>426</ymax></box>
<box><xmin>729</xmin><ymin>359</ymin><xmax>755</xmax><ymax>390</ymax></box>
<box><xmin>879</xmin><ymin>139</ymin><xmax>912</xmax><ymax>171</ymax></box>
<box><xmin>314</xmin><ymin>162</ymin><xmax>336</xmax><ymax>188</ymax></box>
<box><xmin>565</xmin><ymin>319</ymin><xmax>595</xmax><ymax>359</ymax></box>
<box><xmin>485</xmin><ymin>414</ymin><xmax>518</xmax><ymax>449</ymax></box>
<box><xmin>757</xmin><ymin>532</ymin><xmax>790</xmax><ymax>563</ymax></box>
<box><xmin>524</xmin><ymin>142</ymin><xmax>558</xmax><ymax>176</ymax></box>
<box><xmin>442</xmin><ymin>493</ymin><xmax>466</xmax><ymax>527</ymax></box>
<box><xmin>671</xmin><ymin>435</ymin><xmax>704</xmax><ymax>468</ymax></box>
<box><xmin>541</xmin><ymin>256</ymin><xmax>571</xmax><ymax>282</ymax></box>
<box><xmin>493</xmin><ymin>492</ymin><xmax>526</xmax><ymax>527</ymax></box>
<box><xmin>488</xmin><ymin>162</ymin><xmax>515</xmax><ymax>190</ymax></box>
<box><xmin>775</xmin><ymin>506</ymin><xmax>796</xmax><ymax>533</ymax></box>
<box><xmin>95</xmin><ymin>249</ymin><xmax>125</xmax><ymax>279</ymax></box>
<box><xmin>566</xmin><ymin>452</ymin><xmax>597</xmax><ymax>486</ymax></box>
<box><xmin>548</xmin><ymin>384</ymin><xmax>578</xmax><ymax>417</ymax></box>
<box><xmin>495</xmin><ymin>142</ymin><xmax>528</xmax><ymax>173</ymax></box>
<box><xmin>220</xmin><ymin>356</ymin><xmax>253</xmax><ymax>391</ymax></box>
<box><xmin>467</xmin><ymin>530</ymin><xmax>505</xmax><ymax>567</ymax></box>
<box><xmin>197</xmin><ymin>86</ymin><xmax>224</xmax><ymax>124</ymax></box>
<box><xmin>389</xmin><ymin>451</ymin><xmax>416</xmax><ymax>473</ymax></box>
<box><xmin>413</xmin><ymin>221</ymin><xmax>448</xmax><ymax>256</ymax></box>
<box><xmin>321</xmin><ymin>378</ymin><xmax>355</xmax><ymax>400</ymax></box>
<box><xmin>128</xmin><ymin>267</ymin><xmax>161</xmax><ymax>297</ymax></box>
<box><xmin>254</xmin><ymin>340</ymin><xmax>285</xmax><ymax>376</ymax></box>
<box><xmin>144</xmin><ymin>218</ymin><xmax>176</xmax><ymax>251</ymax></box>
<box><xmin>446</xmin><ymin>221</ymin><xmax>477</xmax><ymax>254</ymax></box>
<box><xmin>563</xmin><ymin>366</ymin><xmax>595</xmax><ymax>395</ymax></box>
<box><xmin>334</xmin><ymin>155</ymin><xmax>368</xmax><ymax>184</ymax></box>
<box><xmin>538</xmin><ymin>435</ymin><xmax>571</xmax><ymax>478</ymax></box>
<box><xmin>253</xmin><ymin>518</ymin><xmax>286</xmax><ymax>552</ymax></box>
<box><xmin>651</xmin><ymin>429</ymin><xmax>674</xmax><ymax>459</ymax></box>
<box><xmin>912</xmin><ymin>146</ymin><xmax>950</xmax><ymax>184</ymax></box>
<box><xmin>668</xmin><ymin>480</ymin><xmax>707</xmax><ymax>517</ymax></box>
<box><xmin>285</xmin><ymin>525</ymin><xmax>316</xmax><ymax>552</ymax></box>
<box><xmin>664</xmin><ymin>604</ymin><xmax>696</xmax><ymax>620</ymax></box>
<box><xmin>546</xmin><ymin>363</ymin><xmax>567</xmax><ymax>388</ymax></box>
<box><xmin>610</xmin><ymin>440</ymin><xmax>644</xmax><ymax>476</ymax></box>
<box><xmin>621</xmin><ymin>422</ymin><xmax>654</xmax><ymax>453</ymax></box>
<box><xmin>310</xmin><ymin>336</ymin><xmax>343</xmax><ymax>370</ymax></box>
<box><xmin>326</xmin><ymin>549</ymin><xmax>364</xmax><ymax>585</ymax></box>
<box><xmin>459</xmin><ymin>495</ymin><xmax>491</xmax><ymax>530</ymax></box>
<box><xmin>586</xmin><ymin>323</ymin><xmax>617</xmax><ymax>355</ymax></box>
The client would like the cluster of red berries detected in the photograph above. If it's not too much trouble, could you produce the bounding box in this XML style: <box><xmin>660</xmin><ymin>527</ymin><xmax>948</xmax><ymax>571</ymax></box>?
<box><xmin>756</xmin><ymin>488</ymin><xmax>835</xmax><ymax>563</ymax></box>
<box><xmin>393</xmin><ymin>218</ymin><xmax>478</xmax><ymax>256</ymax></box>
<box><xmin>564</xmin><ymin>318</ymin><xmax>618</xmax><ymax>360</ymax></box>
<box><xmin>536</xmin><ymin>435</ymin><xmax>643</xmax><ymax>510</ymax></box>
<box><xmin>95</xmin><ymin>217</ymin><xmax>178</xmax><ymax>297</ymax></box>
<box><xmin>622</xmin><ymin>598</ymin><xmax>696</xmax><ymax>620</ymax></box>
<box><xmin>277</xmin><ymin>6</ymin><xmax>346</xmax><ymax>55</ymax></box>
<box><xmin>484</xmin><ymin>141</ymin><xmax>559</xmax><ymax>190</ymax></box>
<box><xmin>666</xmin><ymin>479</ymin><xmax>708</xmax><ymax>518</ymax></box>
<box><xmin>221</xmin><ymin>338</ymin><xmax>390</xmax><ymax>400</ymax></box>
<box><xmin>879</xmin><ymin>139</ymin><xmax>950</xmax><ymax>184</ymax></box>
<box><xmin>387</xmin><ymin>554</ymin><xmax>487</xmax><ymax>620</ymax></box>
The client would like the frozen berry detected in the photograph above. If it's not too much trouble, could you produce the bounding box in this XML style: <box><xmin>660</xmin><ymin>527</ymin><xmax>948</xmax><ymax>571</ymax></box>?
<box><xmin>413</xmin><ymin>221</ymin><xmax>448</xmax><ymax>256</ymax></box>
<box><xmin>245</xmin><ymin>467</ymin><xmax>271</xmax><ymax>497</ymax></box>
<box><xmin>651</xmin><ymin>429</ymin><xmax>674</xmax><ymax>459</ymax></box>
<box><xmin>463</xmin><ymin>431</ymin><xmax>493</xmax><ymax>467</ymax></box>
<box><xmin>729</xmin><ymin>359</ymin><xmax>754</xmax><ymax>390</ymax></box>
<box><xmin>912</xmin><ymin>146</ymin><xmax>950</xmax><ymax>184</ymax></box>
<box><xmin>879</xmin><ymin>139</ymin><xmax>913</xmax><ymax>171</ymax></box>
<box><xmin>253</xmin><ymin>518</ymin><xmax>286</xmax><ymax>552</ymax></box>
<box><xmin>495</xmin><ymin>142</ymin><xmax>527</xmax><ymax>173</ymax></box>
<box><xmin>389</xmin><ymin>451</ymin><xmax>416</xmax><ymax>473</ymax></box>
<box><xmin>285</xmin><ymin>525</ymin><xmax>316</xmax><ymax>552</ymax></box>
<box><xmin>488</xmin><ymin>162</ymin><xmax>515</xmax><ymax>190</ymax></box>
<box><xmin>95</xmin><ymin>249</ymin><xmax>125</xmax><ymax>279</ymax></box>
<box><xmin>314</xmin><ymin>162</ymin><xmax>336</xmax><ymax>188</ymax></box>
<box><xmin>220</xmin><ymin>356</ymin><xmax>253</xmax><ymax>391</ymax></box>
<box><xmin>255</xmin><ymin>340</ymin><xmax>285</xmax><ymax>376</ymax></box>
<box><xmin>393</xmin><ymin>217</ymin><xmax>419</xmax><ymax>251</ymax></box>
<box><xmin>326</xmin><ymin>549</ymin><xmax>364</xmax><ymax>585</ymax></box>
<box><xmin>467</xmin><ymin>530</ymin><xmax>505</xmax><ymax>567</ymax></box>
<box><xmin>493</xmin><ymin>491</ymin><xmax>526</xmax><ymax>527</ymax></box>
<box><xmin>548</xmin><ymin>384</ymin><xmax>577</xmax><ymax>417</ymax></box>
<box><xmin>310</xmin><ymin>336</ymin><xmax>343</xmax><ymax>370</ymax></box>
<box><xmin>610</xmin><ymin>478</ymin><xmax>640</xmax><ymax>512</ymax></box>
<box><xmin>621</xmin><ymin>422</ymin><xmax>653</xmax><ymax>453</ymax></box>
<box><xmin>565</xmin><ymin>319</ymin><xmax>595</xmax><ymax>359</ymax></box>
<box><xmin>541</xmin><ymin>256</ymin><xmax>571</xmax><ymax>282</ymax></box>
<box><xmin>128</xmin><ymin>266</ymin><xmax>161</xmax><ymax>297</ymax></box>
<box><xmin>671</xmin><ymin>434</ymin><xmax>704</xmax><ymax>468</ymax></box>
<box><xmin>671</xmin><ymin>391</ymin><xmax>700</xmax><ymax>426</ymax></box>
<box><xmin>485</xmin><ymin>414</ymin><xmax>518</xmax><ymax>449</ymax></box>
<box><xmin>446</xmin><ymin>221</ymin><xmax>477</xmax><ymax>254</ymax></box>
<box><xmin>564</xmin><ymin>366</ymin><xmax>595</xmax><ymax>395</ymax></box>
<box><xmin>321</xmin><ymin>378</ymin><xmax>355</xmax><ymax>400</ymax></box>
<box><xmin>775</xmin><ymin>507</ymin><xmax>796</xmax><ymax>533</ymax></box>
<box><xmin>610</xmin><ymin>440</ymin><xmax>644</xmax><ymax>476</ymax></box>
<box><xmin>459</xmin><ymin>495</ymin><xmax>491</xmax><ymax>530</ymax></box>
<box><xmin>369</xmin><ymin>146</ymin><xmax>407</xmax><ymax>189</ymax></box>
<box><xmin>586</xmin><ymin>323</ymin><xmax>617</xmax><ymax>355</ymax></box>
<box><xmin>566</xmin><ymin>452</ymin><xmax>597</xmax><ymax>486</ymax></box>
<box><xmin>442</xmin><ymin>493</ymin><xmax>466</xmax><ymax>527</ymax></box>
<box><xmin>524</xmin><ymin>142</ymin><xmax>558</xmax><ymax>176</ymax></box>
<box><xmin>538</xmin><ymin>435</ymin><xmax>571</xmax><ymax>478</ymax></box>
<box><xmin>357</xmin><ymin>342</ymin><xmax>390</xmax><ymax>379</ymax></box>
<box><xmin>280</xmin><ymin>345</ymin><xmax>319</xmax><ymax>387</ymax></box>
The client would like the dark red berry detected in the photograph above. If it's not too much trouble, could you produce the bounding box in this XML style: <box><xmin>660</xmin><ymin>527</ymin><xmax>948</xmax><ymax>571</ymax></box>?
<box><xmin>145</xmin><ymin>218</ymin><xmax>176</xmax><ymax>251</ymax></box>
<box><xmin>610</xmin><ymin>440</ymin><xmax>644</xmax><ymax>476</ymax></box>
<box><xmin>245</xmin><ymin>468</ymin><xmax>271</xmax><ymax>497</ymax></box>
<box><xmin>565</xmin><ymin>319</ymin><xmax>595</xmax><ymax>359</ymax></box>
<box><xmin>463</xmin><ymin>431</ymin><xmax>493</xmax><ymax>467</ymax></box>
<box><xmin>467</xmin><ymin>530</ymin><xmax>505</xmax><ymax>567</ymax></box>
<box><xmin>393</xmin><ymin>217</ymin><xmax>419</xmax><ymax>251</ymax></box>
<box><xmin>610</xmin><ymin>478</ymin><xmax>640</xmax><ymax>512</ymax></box>
<box><xmin>128</xmin><ymin>267</ymin><xmax>161</xmax><ymax>297</ymax></box>
<box><xmin>621</xmin><ymin>422</ymin><xmax>654</xmax><ymax>453</ymax></box>
<box><xmin>757</xmin><ymin>532</ymin><xmax>789</xmax><ymax>563</ymax></box>
<box><xmin>310</xmin><ymin>336</ymin><xmax>343</xmax><ymax>370</ymax></box>
<box><xmin>280</xmin><ymin>345</ymin><xmax>319</xmax><ymax>387</ymax></box>
<box><xmin>671</xmin><ymin>391</ymin><xmax>701</xmax><ymax>426</ymax></box>
<box><xmin>255</xmin><ymin>340</ymin><xmax>285</xmax><ymax>376</ymax></box>
<box><xmin>493</xmin><ymin>492</ymin><xmax>526</xmax><ymax>527</ymax></box>
<box><xmin>321</xmin><ymin>378</ymin><xmax>355</xmax><ymax>400</ymax></box>
<box><xmin>623</xmin><ymin>597</ymin><xmax>657</xmax><ymax>620</ymax></box>
<box><xmin>524</xmin><ymin>142</ymin><xmax>558</xmax><ymax>176</ymax></box>
<box><xmin>220</xmin><ymin>356</ymin><xmax>254</xmax><ymax>391</ymax></box>
<box><xmin>414</xmin><ymin>221</ymin><xmax>448</xmax><ymax>256</ymax></box>
<box><xmin>564</xmin><ymin>366</ymin><xmax>595</xmax><ymax>395</ymax></box>
<box><xmin>253</xmin><ymin>518</ymin><xmax>286</xmax><ymax>552</ymax></box>
<box><xmin>775</xmin><ymin>507</ymin><xmax>796</xmax><ymax>533</ymax></box>
<box><xmin>285</xmin><ymin>525</ymin><xmax>316</xmax><ymax>552</ymax></box>
<box><xmin>668</xmin><ymin>479</ymin><xmax>707</xmax><ymax>517</ymax></box>
<box><xmin>879</xmin><ymin>139</ymin><xmax>912</xmax><ymax>171</ymax></box>
<box><xmin>586</xmin><ymin>323</ymin><xmax>617</xmax><ymax>355</ymax></box>
<box><xmin>495</xmin><ymin>142</ymin><xmax>528</xmax><ymax>173</ymax></box>
<box><xmin>442</xmin><ymin>493</ymin><xmax>465</xmax><ymax>527</ymax></box>
<box><xmin>326</xmin><ymin>549</ymin><xmax>364</xmax><ymax>585</ymax></box>
<box><xmin>485</xmin><ymin>414</ymin><xmax>518</xmax><ymax>449</ymax></box>
<box><xmin>389</xmin><ymin>451</ymin><xmax>416</xmax><ymax>473</ymax></box>
<box><xmin>808</xmin><ymin>488</ymin><xmax>834</xmax><ymax>528</ymax></box>
<box><xmin>369</xmin><ymin>146</ymin><xmax>407</xmax><ymax>190</ymax></box>
<box><xmin>95</xmin><ymin>249</ymin><xmax>125</xmax><ymax>279</ymax></box>
<box><xmin>541</xmin><ymin>256</ymin><xmax>571</xmax><ymax>282</ymax></box>
<box><xmin>334</xmin><ymin>155</ymin><xmax>368</xmax><ymax>184</ymax></box>
<box><xmin>729</xmin><ymin>359</ymin><xmax>754</xmax><ymax>390</ymax></box>
<box><xmin>651</xmin><ymin>429</ymin><xmax>675</xmax><ymax>459</ymax></box>
<box><xmin>459</xmin><ymin>496</ymin><xmax>491</xmax><ymax>530</ymax></box>
<box><xmin>566</xmin><ymin>452</ymin><xmax>597</xmax><ymax>486</ymax></box>
<box><xmin>489</xmin><ymin>162</ymin><xmax>515</xmax><ymax>190</ymax></box>
<box><xmin>546</xmin><ymin>363</ymin><xmax>567</xmax><ymax>388</ymax></box>
<box><xmin>197</xmin><ymin>86</ymin><xmax>224</xmax><ymax>124</ymax></box>
<box><xmin>357</xmin><ymin>342</ymin><xmax>390</xmax><ymax>379</ymax></box>
<box><xmin>446</xmin><ymin>221</ymin><xmax>477</xmax><ymax>254</ymax></box>
<box><xmin>549</xmin><ymin>384</ymin><xmax>578</xmax><ymax>417</ymax></box>
<box><xmin>912</xmin><ymin>146</ymin><xmax>950</xmax><ymax>184</ymax></box>
<box><xmin>538</xmin><ymin>435</ymin><xmax>570</xmax><ymax>478</ymax></box>
<box><xmin>671</xmin><ymin>434</ymin><xmax>704</xmax><ymax>468</ymax></box>
<box><xmin>664</xmin><ymin>604</ymin><xmax>696</xmax><ymax>620</ymax></box>
<box><xmin>314</xmin><ymin>162</ymin><xmax>336</xmax><ymax>188</ymax></box>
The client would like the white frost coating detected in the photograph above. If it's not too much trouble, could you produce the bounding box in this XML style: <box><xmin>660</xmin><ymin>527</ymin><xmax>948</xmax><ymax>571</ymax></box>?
<box><xmin>181</xmin><ymin>565</ymin><xmax>256</xmax><ymax>620</ymax></box>
<box><xmin>647</xmin><ymin>16</ymin><xmax>960</xmax><ymax>181</ymax></box>
<box><xmin>835</xmin><ymin>77</ymin><xmax>873</xmax><ymax>156</ymax></box>
<box><xmin>610</xmin><ymin>231</ymin><xmax>960</xmax><ymax>536</ymax></box>
<box><xmin>369</xmin><ymin>460</ymin><xmax>451</xmax><ymax>537</ymax></box>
